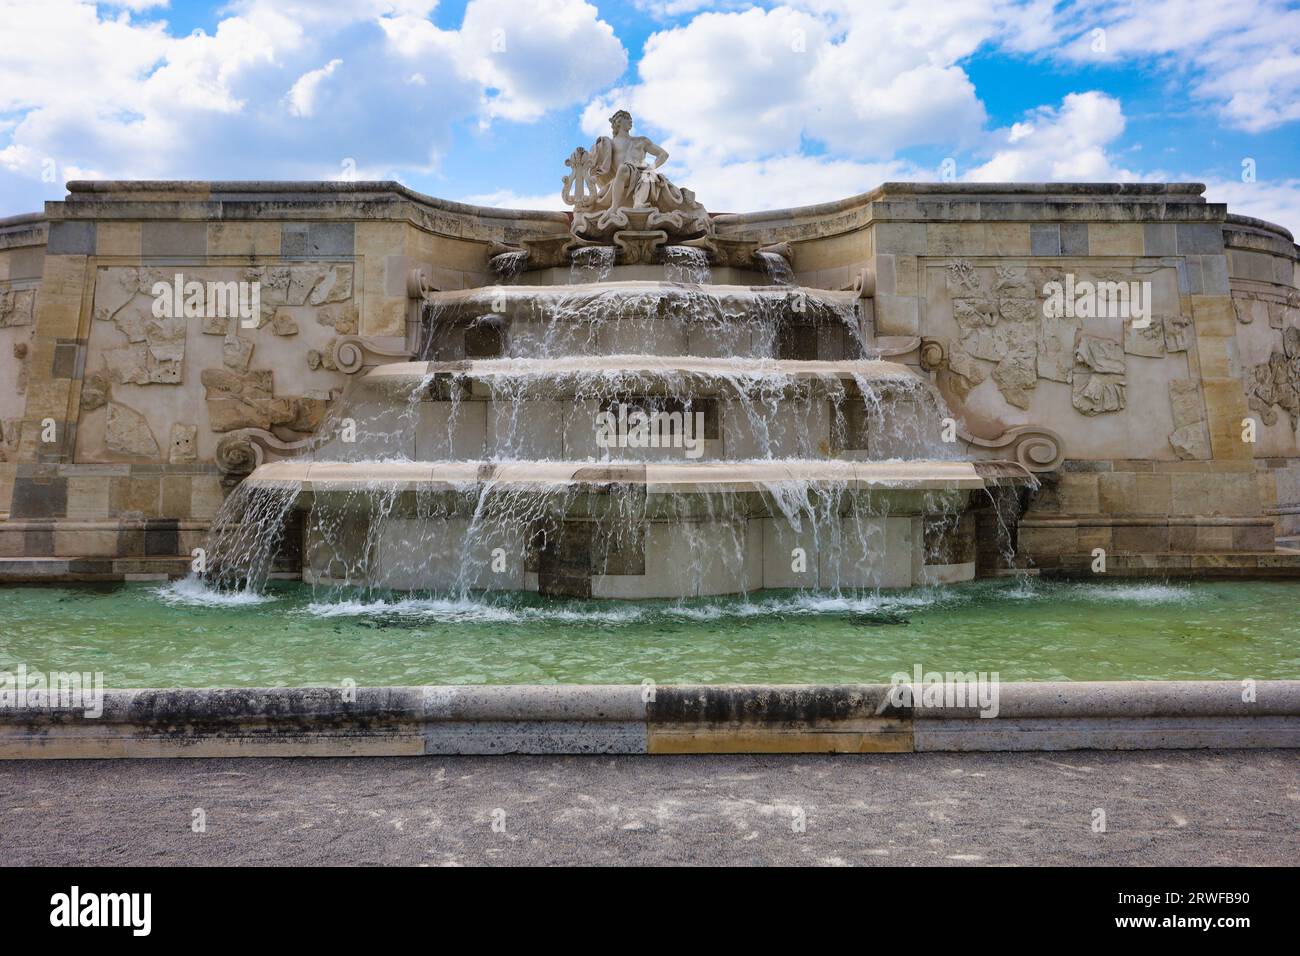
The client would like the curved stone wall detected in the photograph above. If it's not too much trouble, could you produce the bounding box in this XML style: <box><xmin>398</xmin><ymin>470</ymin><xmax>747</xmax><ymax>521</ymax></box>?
<box><xmin>0</xmin><ymin>180</ymin><xmax>1296</xmax><ymax>578</ymax></box>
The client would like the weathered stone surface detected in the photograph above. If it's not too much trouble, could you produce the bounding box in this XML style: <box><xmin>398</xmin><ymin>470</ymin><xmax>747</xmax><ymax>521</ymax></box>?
<box><xmin>92</xmin><ymin>268</ymin><xmax>141</xmax><ymax>323</ymax></box>
<box><xmin>1124</xmin><ymin>319</ymin><xmax>1166</xmax><ymax>358</ymax></box>
<box><xmin>0</xmin><ymin>419</ymin><xmax>20</xmax><ymax>461</ymax></box>
<box><xmin>309</xmin><ymin>264</ymin><xmax>353</xmax><ymax>305</ymax></box>
<box><xmin>91</xmin><ymin>270</ymin><xmax>187</xmax><ymax>384</ymax></box>
<box><xmin>0</xmin><ymin>287</ymin><xmax>36</xmax><ymax>327</ymax></box>
<box><xmin>288</xmin><ymin>397</ymin><xmax>330</xmax><ymax>433</ymax></box>
<box><xmin>317</xmin><ymin>303</ymin><xmax>359</xmax><ymax>335</ymax></box>
<box><xmin>201</xmin><ymin>313</ymin><xmax>231</xmax><ymax>335</ymax></box>
<box><xmin>270</xmin><ymin>309</ymin><xmax>299</xmax><ymax>336</ymax></box>
<box><xmin>1072</xmin><ymin>372</ymin><xmax>1127</xmax><ymax>415</ymax></box>
<box><xmin>1075</xmin><ymin>335</ymin><xmax>1126</xmax><ymax>374</ymax></box>
<box><xmin>168</xmin><ymin>423</ymin><xmax>198</xmax><ymax>463</ymax></box>
<box><xmin>1245</xmin><ymin>325</ymin><xmax>1300</xmax><ymax>431</ymax></box>
<box><xmin>145</xmin><ymin>316</ymin><xmax>185</xmax><ymax>383</ymax></box>
<box><xmin>1168</xmin><ymin>380</ymin><xmax>1210</xmax><ymax>459</ymax></box>
<box><xmin>1163</xmin><ymin>313</ymin><xmax>1191</xmax><ymax>352</ymax></box>
<box><xmin>246</xmin><ymin>265</ymin><xmax>291</xmax><ymax>305</ymax></box>
<box><xmin>308</xmin><ymin>338</ymin><xmax>340</xmax><ymax>371</ymax></box>
<box><xmin>1071</xmin><ymin>335</ymin><xmax>1127</xmax><ymax>415</ymax></box>
<box><xmin>101</xmin><ymin>343</ymin><xmax>150</xmax><ymax>385</ymax></box>
<box><xmin>992</xmin><ymin>346</ymin><xmax>1037</xmax><ymax>409</ymax></box>
<box><xmin>13</xmin><ymin>341</ymin><xmax>30</xmax><ymax>395</ymax></box>
<box><xmin>946</xmin><ymin>262</ymin><xmax>1046</xmax><ymax>408</ymax></box>
<box><xmin>80</xmin><ymin>370</ymin><xmax>111</xmax><ymax>411</ymax></box>
<box><xmin>947</xmin><ymin>344</ymin><xmax>987</xmax><ymax>399</ymax></box>
<box><xmin>1037</xmin><ymin>314</ymin><xmax>1080</xmax><ymax>383</ymax></box>
<box><xmin>222</xmin><ymin>335</ymin><xmax>254</xmax><ymax>371</ymax></box>
<box><xmin>201</xmin><ymin>367</ymin><xmax>296</xmax><ymax>432</ymax></box>
<box><xmin>105</xmin><ymin>402</ymin><xmax>159</xmax><ymax>459</ymax></box>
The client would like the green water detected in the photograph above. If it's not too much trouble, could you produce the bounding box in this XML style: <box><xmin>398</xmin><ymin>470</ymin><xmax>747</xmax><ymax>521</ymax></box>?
<box><xmin>0</xmin><ymin>578</ymin><xmax>1297</xmax><ymax>687</ymax></box>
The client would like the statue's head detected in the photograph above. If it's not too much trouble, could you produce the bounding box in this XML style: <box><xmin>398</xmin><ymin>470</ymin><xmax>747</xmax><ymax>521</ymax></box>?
<box><xmin>609</xmin><ymin>110</ymin><xmax>633</xmax><ymax>134</ymax></box>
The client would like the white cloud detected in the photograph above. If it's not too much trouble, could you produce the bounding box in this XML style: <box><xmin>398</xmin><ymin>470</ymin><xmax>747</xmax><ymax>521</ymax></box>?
<box><xmin>591</xmin><ymin>1</ymin><xmax>1024</xmax><ymax>165</ymax></box>
<box><xmin>457</xmin><ymin>0</ymin><xmax>627</xmax><ymax>123</ymax></box>
<box><xmin>1047</xmin><ymin>0</ymin><xmax>1300</xmax><ymax>133</ymax></box>
<box><xmin>631</xmin><ymin>0</ymin><xmax>731</xmax><ymax>18</ymax></box>
<box><xmin>966</xmin><ymin>91</ymin><xmax>1144</xmax><ymax>182</ymax></box>
<box><xmin>1203</xmin><ymin>177</ymin><xmax>1300</xmax><ymax>240</ymax></box>
<box><xmin>288</xmin><ymin>59</ymin><xmax>343</xmax><ymax>118</ymax></box>
<box><xmin>0</xmin><ymin>0</ymin><xmax>626</xmax><ymax>209</ymax></box>
<box><xmin>670</xmin><ymin>155</ymin><xmax>920</xmax><ymax>212</ymax></box>
<box><xmin>459</xmin><ymin>187</ymin><xmax>567</xmax><ymax>210</ymax></box>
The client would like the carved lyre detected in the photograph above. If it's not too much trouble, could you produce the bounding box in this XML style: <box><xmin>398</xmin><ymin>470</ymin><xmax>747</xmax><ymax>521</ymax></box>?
<box><xmin>562</xmin><ymin>147</ymin><xmax>595</xmax><ymax>208</ymax></box>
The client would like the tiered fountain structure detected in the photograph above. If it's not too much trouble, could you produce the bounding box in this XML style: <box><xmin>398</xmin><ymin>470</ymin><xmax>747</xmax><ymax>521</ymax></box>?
<box><xmin>206</xmin><ymin>112</ymin><xmax>1030</xmax><ymax>598</ymax></box>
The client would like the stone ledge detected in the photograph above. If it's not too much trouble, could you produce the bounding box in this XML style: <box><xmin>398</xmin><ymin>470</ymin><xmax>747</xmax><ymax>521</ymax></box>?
<box><xmin>1</xmin><ymin>681</ymin><xmax>1296</xmax><ymax>758</ymax></box>
<box><xmin>0</xmin><ymin>555</ymin><xmax>192</xmax><ymax>581</ymax></box>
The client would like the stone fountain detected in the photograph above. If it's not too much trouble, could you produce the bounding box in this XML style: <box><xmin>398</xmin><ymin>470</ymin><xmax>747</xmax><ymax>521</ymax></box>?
<box><xmin>210</xmin><ymin>111</ymin><xmax>1032</xmax><ymax>597</ymax></box>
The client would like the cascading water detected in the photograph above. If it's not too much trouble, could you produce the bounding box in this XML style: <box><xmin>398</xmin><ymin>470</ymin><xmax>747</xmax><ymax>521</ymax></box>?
<box><xmin>488</xmin><ymin>250</ymin><xmax>529</xmax><ymax>282</ymax></box>
<box><xmin>204</xmin><ymin>241</ymin><xmax>1030</xmax><ymax>601</ymax></box>
<box><xmin>569</xmin><ymin>246</ymin><xmax>615</xmax><ymax>284</ymax></box>
<box><xmin>756</xmin><ymin>250</ymin><xmax>794</xmax><ymax>286</ymax></box>
<box><xmin>663</xmin><ymin>245</ymin><xmax>712</xmax><ymax>285</ymax></box>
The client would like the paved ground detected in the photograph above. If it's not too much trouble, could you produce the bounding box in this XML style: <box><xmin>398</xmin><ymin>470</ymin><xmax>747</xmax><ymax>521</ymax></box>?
<box><xmin>1</xmin><ymin>750</ymin><xmax>1297</xmax><ymax>865</ymax></box>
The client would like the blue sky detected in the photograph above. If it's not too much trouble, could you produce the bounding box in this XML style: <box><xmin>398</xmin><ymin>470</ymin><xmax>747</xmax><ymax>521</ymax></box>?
<box><xmin>2</xmin><ymin>0</ymin><xmax>1299</xmax><ymax>233</ymax></box>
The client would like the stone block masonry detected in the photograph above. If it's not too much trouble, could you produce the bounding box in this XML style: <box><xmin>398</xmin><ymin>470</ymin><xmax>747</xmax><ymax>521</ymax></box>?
<box><xmin>0</xmin><ymin>180</ymin><xmax>1297</xmax><ymax>580</ymax></box>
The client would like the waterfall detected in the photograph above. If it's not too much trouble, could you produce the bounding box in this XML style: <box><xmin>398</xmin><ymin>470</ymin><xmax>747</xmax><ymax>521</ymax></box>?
<box><xmin>207</xmin><ymin>238</ymin><xmax>1029</xmax><ymax>600</ymax></box>
<box><xmin>756</xmin><ymin>250</ymin><xmax>794</xmax><ymax>286</ymax></box>
<box><xmin>569</xmin><ymin>245</ymin><xmax>615</xmax><ymax>284</ymax></box>
<box><xmin>664</xmin><ymin>245</ymin><xmax>711</xmax><ymax>284</ymax></box>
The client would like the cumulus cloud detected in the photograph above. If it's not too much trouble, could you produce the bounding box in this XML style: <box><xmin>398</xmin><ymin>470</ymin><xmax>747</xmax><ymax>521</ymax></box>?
<box><xmin>966</xmin><ymin>91</ymin><xmax>1144</xmax><ymax>182</ymax></box>
<box><xmin>459</xmin><ymin>187</ymin><xmax>567</xmax><ymax>210</ymax></box>
<box><xmin>1047</xmin><ymin>0</ymin><xmax>1300</xmax><ymax>133</ymax></box>
<box><xmin>589</xmin><ymin>1</ymin><xmax>1017</xmax><ymax>164</ymax></box>
<box><xmin>288</xmin><ymin>59</ymin><xmax>343</xmax><ymax>118</ymax></box>
<box><xmin>668</xmin><ymin>155</ymin><xmax>921</xmax><ymax>213</ymax></box>
<box><xmin>0</xmin><ymin>0</ymin><xmax>626</xmax><ymax>210</ymax></box>
<box><xmin>1203</xmin><ymin>177</ymin><xmax>1300</xmax><ymax>240</ymax></box>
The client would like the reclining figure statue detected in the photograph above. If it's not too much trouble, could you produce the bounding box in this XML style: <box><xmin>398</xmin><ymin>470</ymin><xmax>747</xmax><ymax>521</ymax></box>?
<box><xmin>562</xmin><ymin>109</ymin><xmax>712</xmax><ymax>246</ymax></box>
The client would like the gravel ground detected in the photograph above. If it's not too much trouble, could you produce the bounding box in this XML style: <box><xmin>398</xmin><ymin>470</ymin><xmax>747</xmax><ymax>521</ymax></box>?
<box><xmin>1</xmin><ymin>750</ymin><xmax>1297</xmax><ymax>866</ymax></box>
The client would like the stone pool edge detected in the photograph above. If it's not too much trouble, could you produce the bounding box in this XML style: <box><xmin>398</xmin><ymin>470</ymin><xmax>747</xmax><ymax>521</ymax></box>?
<box><xmin>2</xmin><ymin>681</ymin><xmax>1298</xmax><ymax>757</ymax></box>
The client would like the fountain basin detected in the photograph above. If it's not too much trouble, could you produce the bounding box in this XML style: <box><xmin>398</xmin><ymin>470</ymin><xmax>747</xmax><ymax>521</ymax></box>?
<box><xmin>320</xmin><ymin>357</ymin><xmax>953</xmax><ymax>463</ymax></box>
<box><xmin>416</xmin><ymin>282</ymin><xmax>865</xmax><ymax>360</ymax></box>
<box><xmin>239</xmin><ymin>458</ymin><xmax>1020</xmax><ymax>597</ymax></box>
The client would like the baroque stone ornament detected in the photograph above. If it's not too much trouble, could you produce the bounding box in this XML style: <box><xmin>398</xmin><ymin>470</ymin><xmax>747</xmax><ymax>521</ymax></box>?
<box><xmin>1246</xmin><ymin>325</ymin><xmax>1300</xmax><ymax>431</ymax></box>
<box><xmin>215</xmin><ymin>428</ymin><xmax>313</xmax><ymax>477</ymax></box>
<box><xmin>562</xmin><ymin>109</ymin><xmax>712</xmax><ymax>254</ymax></box>
<box><xmin>1071</xmin><ymin>334</ymin><xmax>1127</xmax><ymax>415</ymax></box>
<box><xmin>1167</xmin><ymin>380</ymin><xmax>1210</xmax><ymax>459</ymax></box>
<box><xmin>945</xmin><ymin>261</ymin><xmax>1042</xmax><ymax>408</ymax></box>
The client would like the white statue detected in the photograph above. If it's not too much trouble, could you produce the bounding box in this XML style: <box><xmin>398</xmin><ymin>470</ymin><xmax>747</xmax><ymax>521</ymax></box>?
<box><xmin>563</xmin><ymin>110</ymin><xmax>711</xmax><ymax>245</ymax></box>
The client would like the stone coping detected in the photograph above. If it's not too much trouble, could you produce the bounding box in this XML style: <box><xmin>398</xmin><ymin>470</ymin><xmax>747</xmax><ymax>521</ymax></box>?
<box><xmin>61</xmin><ymin>179</ymin><xmax>570</xmax><ymax>223</ymax></box>
<box><xmin>2</xmin><ymin>681</ymin><xmax>1295</xmax><ymax>757</ymax></box>
<box><xmin>18</xmin><ymin>179</ymin><xmax>1282</xmax><ymax>246</ymax></box>
<box><xmin>0</xmin><ymin>211</ymin><xmax>47</xmax><ymax>228</ymax></box>
<box><xmin>714</xmin><ymin>181</ymin><xmax>1216</xmax><ymax>224</ymax></box>
<box><xmin>1223</xmin><ymin>211</ymin><xmax>1295</xmax><ymax>244</ymax></box>
<box><xmin>426</xmin><ymin>280</ymin><xmax>860</xmax><ymax>299</ymax></box>
<box><xmin>243</xmin><ymin>458</ymin><xmax>997</xmax><ymax>494</ymax></box>
<box><xmin>366</xmin><ymin>356</ymin><xmax>918</xmax><ymax>381</ymax></box>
